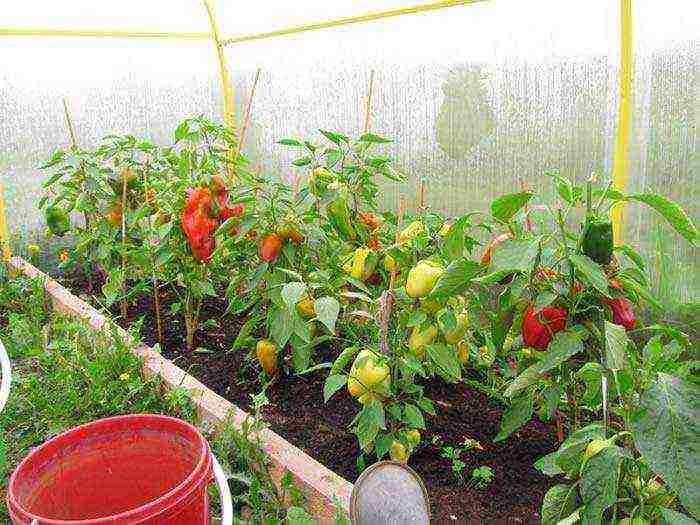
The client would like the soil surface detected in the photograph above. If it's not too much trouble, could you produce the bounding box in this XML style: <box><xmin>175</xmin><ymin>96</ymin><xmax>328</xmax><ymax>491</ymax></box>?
<box><xmin>62</xmin><ymin>269</ymin><xmax>558</xmax><ymax>524</ymax></box>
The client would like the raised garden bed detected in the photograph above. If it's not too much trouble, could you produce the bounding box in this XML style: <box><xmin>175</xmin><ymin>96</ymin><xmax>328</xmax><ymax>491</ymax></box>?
<box><xmin>15</xmin><ymin>257</ymin><xmax>559</xmax><ymax>523</ymax></box>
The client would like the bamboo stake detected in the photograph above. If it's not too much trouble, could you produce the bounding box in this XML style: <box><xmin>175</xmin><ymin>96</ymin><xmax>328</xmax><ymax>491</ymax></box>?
<box><xmin>363</xmin><ymin>70</ymin><xmax>375</xmax><ymax>134</ymax></box>
<box><xmin>520</xmin><ymin>178</ymin><xmax>532</xmax><ymax>232</ymax></box>
<box><xmin>62</xmin><ymin>98</ymin><xmax>78</xmax><ymax>148</ymax></box>
<box><xmin>143</xmin><ymin>170</ymin><xmax>164</xmax><ymax>348</ymax></box>
<box><xmin>120</xmin><ymin>172</ymin><xmax>128</xmax><ymax>319</ymax></box>
<box><xmin>235</xmin><ymin>68</ymin><xmax>262</xmax><ymax>169</ymax></box>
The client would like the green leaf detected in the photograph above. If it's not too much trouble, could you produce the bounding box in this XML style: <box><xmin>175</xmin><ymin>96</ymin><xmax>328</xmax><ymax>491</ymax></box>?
<box><xmin>269</xmin><ymin>307</ymin><xmax>294</xmax><ymax>349</ymax></box>
<box><xmin>580</xmin><ymin>445</ymin><xmax>625</xmax><ymax>524</ymax></box>
<box><xmin>632</xmin><ymin>373</ymin><xmax>700</xmax><ymax>519</ymax></box>
<box><xmin>614</xmin><ymin>244</ymin><xmax>646</xmax><ymax>273</ymax></box>
<box><xmin>315</xmin><ymin>296</ymin><xmax>340</xmax><ymax>334</ymax></box>
<box><xmin>174</xmin><ymin>120</ymin><xmax>189</xmax><ymax>141</ymax></box>
<box><xmin>533</xmin><ymin>291</ymin><xmax>558</xmax><ymax>313</ymax></box>
<box><xmin>229</xmin><ymin>315</ymin><xmax>262</xmax><ymax>353</ymax></box>
<box><xmin>629</xmin><ymin>192</ymin><xmax>698</xmax><ymax>245</ymax></box>
<box><xmin>430</xmin><ymin>258</ymin><xmax>482</xmax><ymax>297</ymax></box>
<box><xmin>292</xmin><ymin>156</ymin><xmax>313</xmax><ymax>167</ymax></box>
<box><xmin>319</xmin><ymin>129</ymin><xmax>349</xmax><ymax>146</ymax></box>
<box><xmin>355</xmin><ymin>399</ymin><xmax>385</xmax><ymax>451</ymax></box>
<box><xmin>495</xmin><ymin>393</ymin><xmax>533</xmax><ymax>442</ymax></box>
<box><xmin>537</xmin><ymin>330</ymin><xmax>584</xmax><ymax>374</ymax></box>
<box><xmin>660</xmin><ymin>508</ymin><xmax>699</xmax><ymax>525</ymax></box>
<box><xmin>491</xmin><ymin>192</ymin><xmax>534</xmax><ymax>223</ymax></box>
<box><xmin>569</xmin><ymin>253</ymin><xmax>610</xmax><ymax>297</ymax></box>
<box><xmin>604</xmin><ymin>321</ymin><xmax>629</xmax><ymax>371</ymax></box>
<box><xmin>474</xmin><ymin>237</ymin><xmax>541</xmax><ymax>285</ymax></box>
<box><xmin>291</xmin><ymin>341</ymin><xmax>312</xmax><ymax>373</ymax></box>
<box><xmin>324</xmin><ymin>374</ymin><xmax>347</xmax><ymax>402</ymax></box>
<box><xmin>277</xmin><ymin>138</ymin><xmax>304</xmax><ymax>147</ymax></box>
<box><xmin>281</xmin><ymin>282</ymin><xmax>306</xmax><ymax>311</ymax></box>
<box><xmin>426</xmin><ymin>343</ymin><xmax>461</xmax><ymax>382</ymax></box>
<box><xmin>403</xmin><ymin>403</ymin><xmax>425</xmax><ymax>429</ymax></box>
<box><xmin>618</xmin><ymin>275</ymin><xmax>662</xmax><ymax>311</ymax></box>
<box><xmin>503</xmin><ymin>363</ymin><xmax>541</xmax><ymax>398</ymax></box>
<box><xmin>541</xmin><ymin>484</ymin><xmax>578</xmax><ymax>525</ymax></box>
<box><xmin>359</xmin><ymin>133</ymin><xmax>392</xmax><ymax>144</ymax></box>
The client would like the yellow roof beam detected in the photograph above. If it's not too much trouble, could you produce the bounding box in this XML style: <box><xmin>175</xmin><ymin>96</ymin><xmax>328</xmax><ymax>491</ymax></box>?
<box><xmin>222</xmin><ymin>0</ymin><xmax>487</xmax><ymax>46</ymax></box>
<box><xmin>0</xmin><ymin>28</ymin><xmax>211</xmax><ymax>39</ymax></box>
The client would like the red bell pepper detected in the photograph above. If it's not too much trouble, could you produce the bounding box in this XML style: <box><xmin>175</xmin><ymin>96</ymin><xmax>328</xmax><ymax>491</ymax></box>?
<box><xmin>259</xmin><ymin>233</ymin><xmax>283</xmax><ymax>262</ymax></box>
<box><xmin>522</xmin><ymin>304</ymin><xmax>568</xmax><ymax>350</ymax></box>
<box><xmin>604</xmin><ymin>296</ymin><xmax>635</xmax><ymax>330</ymax></box>
<box><xmin>182</xmin><ymin>188</ymin><xmax>218</xmax><ymax>262</ymax></box>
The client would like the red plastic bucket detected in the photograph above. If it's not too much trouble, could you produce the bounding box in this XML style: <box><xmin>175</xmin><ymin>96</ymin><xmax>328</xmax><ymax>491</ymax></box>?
<box><xmin>7</xmin><ymin>414</ymin><xmax>212</xmax><ymax>524</ymax></box>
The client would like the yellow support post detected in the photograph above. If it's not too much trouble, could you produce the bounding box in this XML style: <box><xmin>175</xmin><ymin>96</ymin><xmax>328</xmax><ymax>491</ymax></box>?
<box><xmin>202</xmin><ymin>0</ymin><xmax>237</xmax><ymax>182</ymax></box>
<box><xmin>611</xmin><ymin>0</ymin><xmax>633</xmax><ymax>244</ymax></box>
<box><xmin>0</xmin><ymin>182</ymin><xmax>12</xmax><ymax>266</ymax></box>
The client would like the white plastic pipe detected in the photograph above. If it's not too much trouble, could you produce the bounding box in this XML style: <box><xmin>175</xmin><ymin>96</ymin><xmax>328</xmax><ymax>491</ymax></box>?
<box><xmin>0</xmin><ymin>338</ymin><xmax>11</xmax><ymax>414</ymax></box>
<box><xmin>212</xmin><ymin>452</ymin><xmax>233</xmax><ymax>525</ymax></box>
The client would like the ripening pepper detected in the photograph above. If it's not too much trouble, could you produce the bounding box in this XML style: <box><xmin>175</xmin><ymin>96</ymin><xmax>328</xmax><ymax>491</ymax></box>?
<box><xmin>296</xmin><ymin>295</ymin><xmax>315</xmax><ymax>318</ymax></box>
<box><xmin>45</xmin><ymin>206</ymin><xmax>70</xmax><ymax>237</ymax></box>
<box><xmin>278</xmin><ymin>225</ymin><xmax>304</xmax><ymax>244</ymax></box>
<box><xmin>106</xmin><ymin>201</ymin><xmax>123</xmax><ymax>228</ymax></box>
<box><xmin>211</xmin><ymin>176</ymin><xmax>244</xmax><ymax>222</ymax></box>
<box><xmin>347</xmin><ymin>349</ymin><xmax>390</xmax><ymax>398</ymax></box>
<box><xmin>259</xmin><ymin>233</ymin><xmax>283</xmax><ymax>262</ymax></box>
<box><xmin>326</xmin><ymin>197</ymin><xmax>356</xmax><ymax>241</ymax></box>
<box><xmin>181</xmin><ymin>188</ymin><xmax>218</xmax><ymax>262</ymax></box>
<box><xmin>398</xmin><ymin>221</ymin><xmax>424</xmax><ymax>245</ymax></box>
<box><xmin>442</xmin><ymin>312</ymin><xmax>469</xmax><ymax>345</ymax></box>
<box><xmin>358</xmin><ymin>211</ymin><xmax>381</xmax><ymax>231</ymax></box>
<box><xmin>256</xmin><ymin>339</ymin><xmax>278</xmax><ymax>376</ymax></box>
<box><xmin>604</xmin><ymin>296</ymin><xmax>636</xmax><ymax>330</ymax></box>
<box><xmin>522</xmin><ymin>304</ymin><xmax>568</xmax><ymax>350</ymax></box>
<box><xmin>408</xmin><ymin>324</ymin><xmax>438</xmax><ymax>360</ymax></box>
<box><xmin>405</xmin><ymin>260</ymin><xmax>444</xmax><ymax>298</ymax></box>
<box><xmin>581</xmin><ymin>213</ymin><xmax>614</xmax><ymax>265</ymax></box>
<box><xmin>347</xmin><ymin>247</ymin><xmax>377</xmax><ymax>281</ymax></box>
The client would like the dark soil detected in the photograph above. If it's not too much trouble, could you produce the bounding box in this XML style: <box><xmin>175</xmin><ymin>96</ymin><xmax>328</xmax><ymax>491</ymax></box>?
<box><xmin>62</xmin><ymin>269</ymin><xmax>558</xmax><ymax>524</ymax></box>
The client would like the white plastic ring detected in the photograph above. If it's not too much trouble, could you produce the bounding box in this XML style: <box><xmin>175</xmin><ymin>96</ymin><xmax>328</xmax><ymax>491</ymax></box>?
<box><xmin>0</xmin><ymin>338</ymin><xmax>11</xmax><ymax>414</ymax></box>
<box><xmin>212</xmin><ymin>452</ymin><xmax>233</xmax><ymax>525</ymax></box>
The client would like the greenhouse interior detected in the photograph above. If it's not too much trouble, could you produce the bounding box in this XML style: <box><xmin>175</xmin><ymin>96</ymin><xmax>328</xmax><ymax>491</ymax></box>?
<box><xmin>0</xmin><ymin>0</ymin><xmax>697</xmax><ymax>523</ymax></box>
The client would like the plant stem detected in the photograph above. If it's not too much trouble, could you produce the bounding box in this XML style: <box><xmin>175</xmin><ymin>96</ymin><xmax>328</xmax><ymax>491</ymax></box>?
<box><xmin>153</xmin><ymin>273</ymin><xmax>164</xmax><ymax>348</ymax></box>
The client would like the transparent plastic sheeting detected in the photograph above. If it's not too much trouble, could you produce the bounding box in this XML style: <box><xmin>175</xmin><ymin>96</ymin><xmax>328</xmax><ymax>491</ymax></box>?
<box><xmin>0</xmin><ymin>0</ymin><xmax>697</xmax><ymax>299</ymax></box>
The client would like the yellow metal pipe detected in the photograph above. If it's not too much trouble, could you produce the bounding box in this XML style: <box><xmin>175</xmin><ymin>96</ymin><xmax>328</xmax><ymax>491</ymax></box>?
<box><xmin>0</xmin><ymin>28</ymin><xmax>211</xmax><ymax>39</ymax></box>
<box><xmin>611</xmin><ymin>0</ymin><xmax>633</xmax><ymax>244</ymax></box>
<box><xmin>0</xmin><ymin>182</ymin><xmax>12</xmax><ymax>265</ymax></box>
<box><xmin>221</xmin><ymin>0</ymin><xmax>488</xmax><ymax>46</ymax></box>
<box><xmin>203</xmin><ymin>0</ymin><xmax>237</xmax><ymax>182</ymax></box>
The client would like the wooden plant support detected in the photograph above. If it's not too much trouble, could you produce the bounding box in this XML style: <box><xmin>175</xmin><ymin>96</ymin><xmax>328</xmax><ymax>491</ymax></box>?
<box><xmin>363</xmin><ymin>70</ymin><xmax>375</xmax><ymax>134</ymax></box>
<box><xmin>235</xmin><ymin>68</ymin><xmax>261</xmax><ymax>168</ymax></box>
<box><xmin>520</xmin><ymin>178</ymin><xmax>532</xmax><ymax>232</ymax></box>
<box><xmin>120</xmin><ymin>172</ymin><xmax>128</xmax><ymax>319</ymax></box>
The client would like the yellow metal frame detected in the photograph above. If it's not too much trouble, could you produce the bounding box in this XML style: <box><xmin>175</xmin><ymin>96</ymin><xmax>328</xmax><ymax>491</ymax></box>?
<box><xmin>221</xmin><ymin>0</ymin><xmax>486</xmax><ymax>46</ymax></box>
<box><xmin>611</xmin><ymin>0</ymin><xmax>633</xmax><ymax>244</ymax></box>
<box><xmin>0</xmin><ymin>28</ymin><xmax>210</xmax><ymax>39</ymax></box>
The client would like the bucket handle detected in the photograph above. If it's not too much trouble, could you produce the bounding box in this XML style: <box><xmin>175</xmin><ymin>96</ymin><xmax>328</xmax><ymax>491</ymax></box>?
<box><xmin>0</xmin><ymin>338</ymin><xmax>11</xmax><ymax>415</ymax></box>
<box><xmin>212</xmin><ymin>452</ymin><xmax>233</xmax><ymax>525</ymax></box>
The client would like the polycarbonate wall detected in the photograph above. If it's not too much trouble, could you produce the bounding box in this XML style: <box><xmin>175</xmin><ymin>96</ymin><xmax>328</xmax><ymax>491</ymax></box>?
<box><xmin>0</xmin><ymin>0</ymin><xmax>697</xmax><ymax>300</ymax></box>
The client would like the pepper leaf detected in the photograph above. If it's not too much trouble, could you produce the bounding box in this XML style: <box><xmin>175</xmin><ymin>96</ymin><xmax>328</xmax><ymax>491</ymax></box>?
<box><xmin>491</xmin><ymin>192</ymin><xmax>534</xmax><ymax>223</ymax></box>
<box><xmin>323</xmin><ymin>374</ymin><xmax>347</xmax><ymax>403</ymax></box>
<box><xmin>314</xmin><ymin>296</ymin><xmax>340</xmax><ymax>334</ymax></box>
<box><xmin>569</xmin><ymin>253</ymin><xmax>610</xmax><ymax>297</ymax></box>
<box><xmin>628</xmin><ymin>193</ymin><xmax>698</xmax><ymax>245</ymax></box>
<box><xmin>632</xmin><ymin>373</ymin><xmax>700</xmax><ymax>519</ymax></box>
<box><xmin>495</xmin><ymin>392</ymin><xmax>533</xmax><ymax>442</ymax></box>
